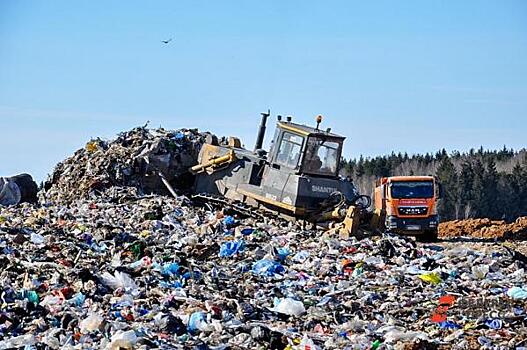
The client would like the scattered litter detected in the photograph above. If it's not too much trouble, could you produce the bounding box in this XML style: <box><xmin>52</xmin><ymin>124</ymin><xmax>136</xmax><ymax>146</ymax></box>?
<box><xmin>0</xmin><ymin>126</ymin><xmax>525</xmax><ymax>348</ymax></box>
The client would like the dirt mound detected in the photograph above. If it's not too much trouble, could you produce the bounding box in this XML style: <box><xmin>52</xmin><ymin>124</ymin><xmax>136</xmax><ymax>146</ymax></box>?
<box><xmin>42</xmin><ymin>126</ymin><xmax>208</xmax><ymax>203</ymax></box>
<box><xmin>439</xmin><ymin>216</ymin><xmax>527</xmax><ymax>239</ymax></box>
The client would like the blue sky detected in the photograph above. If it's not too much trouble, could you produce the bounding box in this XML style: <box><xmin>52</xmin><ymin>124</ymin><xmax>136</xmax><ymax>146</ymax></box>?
<box><xmin>1</xmin><ymin>1</ymin><xmax>526</xmax><ymax>181</ymax></box>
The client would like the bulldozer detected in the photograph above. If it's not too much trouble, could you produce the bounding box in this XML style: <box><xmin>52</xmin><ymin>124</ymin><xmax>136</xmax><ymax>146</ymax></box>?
<box><xmin>189</xmin><ymin>111</ymin><xmax>374</xmax><ymax>236</ymax></box>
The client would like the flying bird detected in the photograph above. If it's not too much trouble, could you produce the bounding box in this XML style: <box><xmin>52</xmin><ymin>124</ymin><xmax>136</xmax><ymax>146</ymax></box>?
<box><xmin>161</xmin><ymin>38</ymin><xmax>173</xmax><ymax>44</ymax></box>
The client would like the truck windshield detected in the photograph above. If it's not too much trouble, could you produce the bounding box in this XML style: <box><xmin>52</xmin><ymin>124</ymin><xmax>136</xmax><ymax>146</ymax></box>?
<box><xmin>303</xmin><ymin>137</ymin><xmax>341</xmax><ymax>176</ymax></box>
<box><xmin>390</xmin><ymin>181</ymin><xmax>434</xmax><ymax>199</ymax></box>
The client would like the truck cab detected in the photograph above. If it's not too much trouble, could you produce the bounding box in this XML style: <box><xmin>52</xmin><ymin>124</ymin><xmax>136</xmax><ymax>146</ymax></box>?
<box><xmin>374</xmin><ymin>176</ymin><xmax>440</xmax><ymax>240</ymax></box>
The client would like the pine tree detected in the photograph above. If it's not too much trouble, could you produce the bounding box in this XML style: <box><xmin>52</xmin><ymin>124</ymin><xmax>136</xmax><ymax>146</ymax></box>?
<box><xmin>458</xmin><ymin>161</ymin><xmax>474</xmax><ymax>218</ymax></box>
<box><xmin>484</xmin><ymin>158</ymin><xmax>499</xmax><ymax>218</ymax></box>
<box><xmin>471</xmin><ymin>159</ymin><xmax>486</xmax><ymax>217</ymax></box>
<box><xmin>498</xmin><ymin>173</ymin><xmax>516</xmax><ymax>220</ymax></box>
<box><xmin>512</xmin><ymin>163</ymin><xmax>527</xmax><ymax>217</ymax></box>
<box><xmin>436</xmin><ymin>156</ymin><xmax>457</xmax><ymax>220</ymax></box>
<box><xmin>355</xmin><ymin>156</ymin><xmax>365</xmax><ymax>177</ymax></box>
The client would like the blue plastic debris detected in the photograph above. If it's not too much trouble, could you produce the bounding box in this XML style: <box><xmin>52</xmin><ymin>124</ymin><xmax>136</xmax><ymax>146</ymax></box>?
<box><xmin>506</xmin><ymin>286</ymin><xmax>527</xmax><ymax>300</ymax></box>
<box><xmin>241</xmin><ymin>228</ymin><xmax>254</xmax><ymax>235</ymax></box>
<box><xmin>276</xmin><ymin>247</ymin><xmax>290</xmax><ymax>261</ymax></box>
<box><xmin>237</xmin><ymin>263</ymin><xmax>250</xmax><ymax>273</ymax></box>
<box><xmin>252</xmin><ymin>259</ymin><xmax>285</xmax><ymax>277</ymax></box>
<box><xmin>159</xmin><ymin>280</ymin><xmax>183</xmax><ymax>289</ymax></box>
<box><xmin>182</xmin><ymin>270</ymin><xmax>202</xmax><ymax>280</ymax></box>
<box><xmin>173</xmin><ymin>131</ymin><xmax>185</xmax><ymax>140</ymax></box>
<box><xmin>219</xmin><ymin>240</ymin><xmax>245</xmax><ymax>257</ymax></box>
<box><xmin>223</xmin><ymin>216</ymin><xmax>236</xmax><ymax>227</ymax></box>
<box><xmin>70</xmin><ymin>292</ymin><xmax>86</xmax><ymax>307</ymax></box>
<box><xmin>484</xmin><ymin>319</ymin><xmax>503</xmax><ymax>329</ymax></box>
<box><xmin>292</xmin><ymin>250</ymin><xmax>310</xmax><ymax>263</ymax></box>
<box><xmin>161</xmin><ymin>262</ymin><xmax>180</xmax><ymax>276</ymax></box>
<box><xmin>187</xmin><ymin>311</ymin><xmax>206</xmax><ymax>333</ymax></box>
<box><xmin>438</xmin><ymin>321</ymin><xmax>462</xmax><ymax>329</ymax></box>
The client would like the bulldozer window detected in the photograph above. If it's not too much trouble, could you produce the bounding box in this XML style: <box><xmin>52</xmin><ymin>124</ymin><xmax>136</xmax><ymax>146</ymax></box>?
<box><xmin>303</xmin><ymin>137</ymin><xmax>341</xmax><ymax>176</ymax></box>
<box><xmin>276</xmin><ymin>132</ymin><xmax>304</xmax><ymax>169</ymax></box>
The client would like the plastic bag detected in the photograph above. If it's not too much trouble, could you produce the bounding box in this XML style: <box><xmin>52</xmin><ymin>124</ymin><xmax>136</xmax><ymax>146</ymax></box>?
<box><xmin>271</xmin><ymin>298</ymin><xmax>305</xmax><ymax>317</ymax></box>
<box><xmin>30</xmin><ymin>232</ymin><xmax>45</xmax><ymax>245</ymax></box>
<box><xmin>471</xmin><ymin>265</ymin><xmax>489</xmax><ymax>279</ymax></box>
<box><xmin>299</xmin><ymin>334</ymin><xmax>318</xmax><ymax>350</ymax></box>
<box><xmin>223</xmin><ymin>216</ymin><xmax>236</xmax><ymax>227</ymax></box>
<box><xmin>292</xmin><ymin>250</ymin><xmax>310</xmax><ymax>263</ymax></box>
<box><xmin>484</xmin><ymin>319</ymin><xmax>502</xmax><ymax>329</ymax></box>
<box><xmin>128</xmin><ymin>256</ymin><xmax>152</xmax><ymax>270</ymax></box>
<box><xmin>506</xmin><ymin>286</ymin><xmax>527</xmax><ymax>300</ymax></box>
<box><xmin>100</xmin><ymin>271</ymin><xmax>139</xmax><ymax>295</ymax></box>
<box><xmin>188</xmin><ymin>311</ymin><xmax>209</xmax><ymax>333</ymax></box>
<box><xmin>107</xmin><ymin>330</ymin><xmax>137</xmax><ymax>350</ymax></box>
<box><xmin>0</xmin><ymin>334</ymin><xmax>36</xmax><ymax>350</ymax></box>
<box><xmin>276</xmin><ymin>247</ymin><xmax>291</xmax><ymax>261</ymax></box>
<box><xmin>418</xmin><ymin>272</ymin><xmax>442</xmax><ymax>284</ymax></box>
<box><xmin>161</xmin><ymin>262</ymin><xmax>180</xmax><ymax>276</ymax></box>
<box><xmin>252</xmin><ymin>259</ymin><xmax>285</xmax><ymax>277</ymax></box>
<box><xmin>79</xmin><ymin>313</ymin><xmax>104</xmax><ymax>333</ymax></box>
<box><xmin>219</xmin><ymin>240</ymin><xmax>245</xmax><ymax>257</ymax></box>
<box><xmin>383</xmin><ymin>330</ymin><xmax>429</xmax><ymax>343</ymax></box>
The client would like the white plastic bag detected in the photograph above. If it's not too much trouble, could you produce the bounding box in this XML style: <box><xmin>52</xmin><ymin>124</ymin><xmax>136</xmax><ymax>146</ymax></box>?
<box><xmin>271</xmin><ymin>298</ymin><xmax>305</xmax><ymax>317</ymax></box>
<box><xmin>80</xmin><ymin>313</ymin><xmax>104</xmax><ymax>333</ymax></box>
<box><xmin>472</xmin><ymin>265</ymin><xmax>489</xmax><ymax>279</ymax></box>
<box><xmin>107</xmin><ymin>330</ymin><xmax>137</xmax><ymax>350</ymax></box>
<box><xmin>100</xmin><ymin>271</ymin><xmax>139</xmax><ymax>295</ymax></box>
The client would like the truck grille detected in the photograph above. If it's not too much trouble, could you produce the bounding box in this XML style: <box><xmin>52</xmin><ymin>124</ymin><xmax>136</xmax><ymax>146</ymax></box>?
<box><xmin>398</xmin><ymin>206</ymin><xmax>428</xmax><ymax>215</ymax></box>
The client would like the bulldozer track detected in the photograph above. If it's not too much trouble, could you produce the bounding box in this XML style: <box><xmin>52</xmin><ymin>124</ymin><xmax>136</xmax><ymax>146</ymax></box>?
<box><xmin>190</xmin><ymin>193</ymin><xmax>292</xmax><ymax>226</ymax></box>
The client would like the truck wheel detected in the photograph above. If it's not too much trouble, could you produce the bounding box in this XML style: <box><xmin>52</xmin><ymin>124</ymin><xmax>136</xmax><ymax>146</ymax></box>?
<box><xmin>419</xmin><ymin>229</ymin><xmax>438</xmax><ymax>242</ymax></box>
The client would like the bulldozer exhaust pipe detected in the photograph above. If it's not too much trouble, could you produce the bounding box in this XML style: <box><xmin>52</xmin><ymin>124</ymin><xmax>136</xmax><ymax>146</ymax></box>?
<box><xmin>254</xmin><ymin>109</ymin><xmax>270</xmax><ymax>151</ymax></box>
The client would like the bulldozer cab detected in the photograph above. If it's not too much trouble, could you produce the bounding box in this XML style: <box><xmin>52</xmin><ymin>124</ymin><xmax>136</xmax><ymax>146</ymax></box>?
<box><xmin>269</xmin><ymin>121</ymin><xmax>344</xmax><ymax>178</ymax></box>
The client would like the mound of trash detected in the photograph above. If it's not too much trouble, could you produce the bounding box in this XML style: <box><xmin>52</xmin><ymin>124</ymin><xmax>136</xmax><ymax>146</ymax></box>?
<box><xmin>439</xmin><ymin>217</ymin><xmax>527</xmax><ymax>239</ymax></box>
<box><xmin>42</xmin><ymin>127</ymin><xmax>208</xmax><ymax>204</ymax></box>
<box><xmin>0</xmin><ymin>187</ymin><xmax>526</xmax><ymax>348</ymax></box>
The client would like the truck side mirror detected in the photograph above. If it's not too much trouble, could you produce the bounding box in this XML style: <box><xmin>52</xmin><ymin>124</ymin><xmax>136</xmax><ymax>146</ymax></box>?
<box><xmin>381</xmin><ymin>184</ymin><xmax>387</xmax><ymax>200</ymax></box>
<box><xmin>437</xmin><ymin>183</ymin><xmax>443</xmax><ymax>199</ymax></box>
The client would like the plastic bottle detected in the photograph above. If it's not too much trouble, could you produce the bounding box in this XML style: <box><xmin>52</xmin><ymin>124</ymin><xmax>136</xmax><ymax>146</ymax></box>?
<box><xmin>299</xmin><ymin>334</ymin><xmax>316</xmax><ymax>350</ymax></box>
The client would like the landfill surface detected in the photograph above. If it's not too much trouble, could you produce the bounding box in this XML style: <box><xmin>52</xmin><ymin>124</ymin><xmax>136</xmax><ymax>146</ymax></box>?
<box><xmin>0</xmin><ymin>127</ymin><xmax>526</xmax><ymax>349</ymax></box>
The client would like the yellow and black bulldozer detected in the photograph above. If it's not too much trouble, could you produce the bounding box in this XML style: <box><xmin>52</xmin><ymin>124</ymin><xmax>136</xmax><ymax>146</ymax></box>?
<box><xmin>188</xmin><ymin>111</ymin><xmax>377</xmax><ymax>236</ymax></box>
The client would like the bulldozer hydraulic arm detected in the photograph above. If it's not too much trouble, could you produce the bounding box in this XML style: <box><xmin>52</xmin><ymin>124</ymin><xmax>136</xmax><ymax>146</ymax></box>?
<box><xmin>190</xmin><ymin>149</ymin><xmax>236</xmax><ymax>174</ymax></box>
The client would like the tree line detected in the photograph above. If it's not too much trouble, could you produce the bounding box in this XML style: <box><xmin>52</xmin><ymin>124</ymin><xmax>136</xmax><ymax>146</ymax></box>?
<box><xmin>341</xmin><ymin>147</ymin><xmax>527</xmax><ymax>222</ymax></box>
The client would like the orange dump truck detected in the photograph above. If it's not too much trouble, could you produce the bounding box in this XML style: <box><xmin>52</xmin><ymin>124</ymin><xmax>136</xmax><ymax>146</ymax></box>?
<box><xmin>374</xmin><ymin>176</ymin><xmax>441</xmax><ymax>241</ymax></box>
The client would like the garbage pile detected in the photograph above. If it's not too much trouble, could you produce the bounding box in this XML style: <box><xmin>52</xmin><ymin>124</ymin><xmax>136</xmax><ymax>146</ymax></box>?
<box><xmin>0</xmin><ymin>187</ymin><xmax>526</xmax><ymax>349</ymax></box>
<box><xmin>43</xmin><ymin>127</ymin><xmax>208</xmax><ymax>203</ymax></box>
<box><xmin>439</xmin><ymin>217</ymin><xmax>527</xmax><ymax>240</ymax></box>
